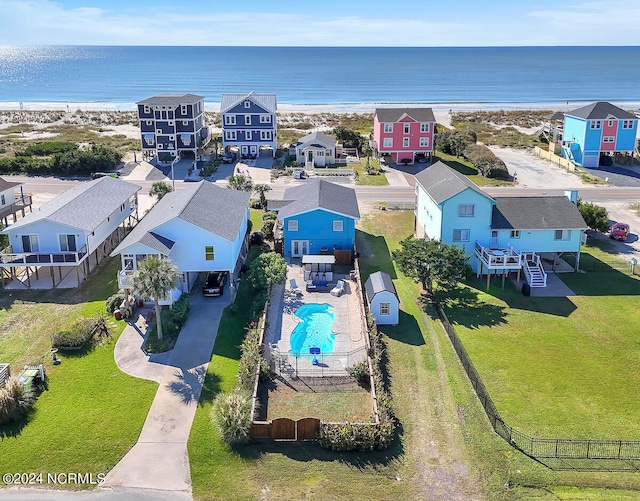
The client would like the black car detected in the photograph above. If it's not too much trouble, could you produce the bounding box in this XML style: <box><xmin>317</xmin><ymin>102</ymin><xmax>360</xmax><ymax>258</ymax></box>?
<box><xmin>202</xmin><ymin>272</ymin><xmax>226</xmax><ymax>296</ymax></box>
<box><xmin>221</xmin><ymin>152</ymin><xmax>235</xmax><ymax>163</ymax></box>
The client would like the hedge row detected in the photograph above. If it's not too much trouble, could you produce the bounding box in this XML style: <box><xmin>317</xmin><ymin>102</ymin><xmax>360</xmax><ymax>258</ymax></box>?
<box><xmin>51</xmin><ymin>316</ymin><xmax>109</xmax><ymax>349</ymax></box>
<box><xmin>463</xmin><ymin>144</ymin><xmax>510</xmax><ymax>180</ymax></box>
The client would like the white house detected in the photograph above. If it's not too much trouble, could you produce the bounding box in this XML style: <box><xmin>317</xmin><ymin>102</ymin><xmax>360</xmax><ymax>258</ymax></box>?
<box><xmin>0</xmin><ymin>177</ymin><xmax>32</xmax><ymax>226</ymax></box>
<box><xmin>110</xmin><ymin>181</ymin><xmax>251</xmax><ymax>304</ymax></box>
<box><xmin>364</xmin><ymin>271</ymin><xmax>399</xmax><ymax>325</ymax></box>
<box><xmin>292</xmin><ymin>131</ymin><xmax>337</xmax><ymax>167</ymax></box>
<box><xmin>1</xmin><ymin>176</ymin><xmax>140</xmax><ymax>289</ymax></box>
<box><xmin>414</xmin><ymin>161</ymin><xmax>587</xmax><ymax>290</ymax></box>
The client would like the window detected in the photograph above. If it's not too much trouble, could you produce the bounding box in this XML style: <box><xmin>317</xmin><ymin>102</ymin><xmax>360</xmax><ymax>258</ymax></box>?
<box><xmin>182</xmin><ymin>120</ymin><xmax>189</xmax><ymax>126</ymax></box>
<box><xmin>380</xmin><ymin>303</ymin><xmax>390</xmax><ymax>315</ymax></box>
<box><xmin>123</xmin><ymin>255</ymin><xmax>134</xmax><ymax>271</ymax></box>
<box><xmin>224</xmin><ymin>115</ymin><xmax>236</xmax><ymax>125</ymax></box>
<box><xmin>590</xmin><ymin>120</ymin><xmax>602</xmax><ymax>129</ymax></box>
<box><xmin>146</xmin><ymin>120</ymin><xmax>152</xmax><ymax>125</ymax></box>
<box><xmin>205</xmin><ymin>246</ymin><xmax>215</xmax><ymax>261</ymax></box>
<box><xmin>181</xmin><ymin>105</ymin><xmax>187</xmax><ymax>115</ymax></box>
<box><xmin>458</xmin><ymin>204</ymin><xmax>475</xmax><ymax>217</ymax></box>
<box><xmin>453</xmin><ymin>229</ymin><xmax>470</xmax><ymax>242</ymax></box>
<box><xmin>156</xmin><ymin>129</ymin><xmax>162</xmax><ymax>134</ymax></box>
<box><xmin>59</xmin><ymin>234</ymin><xmax>77</xmax><ymax>252</ymax></box>
<box><xmin>245</xmin><ymin>115</ymin><xmax>251</xmax><ymax>125</ymax></box>
<box><xmin>403</xmin><ymin>137</ymin><xmax>410</xmax><ymax>147</ymax></box>
<box><xmin>260</xmin><ymin>130</ymin><xmax>271</xmax><ymax>140</ymax></box>
<box><xmin>288</xmin><ymin>220</ymin><xmax>298</xmax><ymax>231</ymax></box>
<box><xmin>182</xmin><ymin>135</ymin><xmax>191</xmax><ymax>145</ymax></box>
<box><xmin>420</xmin><ymin>123</ymin><xmax>430</xmax><ymax>132</ymax></box>
<box><xmin>403</xmin><ymin>123</ymin><xmax>410</xmax><ymax>134</ymax></box>
<box><xmin>383</xmin><ymin>138</ymin><xmax>393</xmax><ymax>148</ymax></box>
<box><xmin>383</xmin><ymin>123</ymin><xmax>393</xmax><ymax>133</ymax></box>
<box><xmin>143</xmin><ymin>105</ymin><xmax>150</xmax><ymax>114</ymax></box>
<box><xmin>225</xmin><ymin>131</ymin><xmax>237</xmax><ymax>140</ymax></box>
<box><xmin>419</xmin><ymin>137</ymin><xmax>430</xmax><ymax>147</ymax></box>
<box><xmin>622</xmin><ymin>120</ymin><xmax>634</xmax><ymax>129</ymax></box>
<box><xmin>608</xmin><ymin>120</ymin><xmax>614</xmax><ymax>127</ymax></box>
<box><xmin>157</xmin><ymin>143</ymin><xmax>163</xmax><ymax>149</ymax></box>
<box><xmin>168</xmin><ymin>111</ymin><xmax>174</xmax><ymax>119</ymax></box>
<box><xmin>260</xmin><ymin>114</ymin><xmax>271</xmax><ymax>123</ymax></box>
<box><xmin>161</xmin><ymin>111</ymin><xmax>167</xmax><ymax>120</ymax></box>
<box><xmin>244</xmin><ymin>100</ymin><xmax>251</xmax><ymax>108</ymax></box>
<box><xmin>21</xmin><ymin>235</ymin><xmax>39</xmax><ymax>253</ymax></box>
<box><xmin>0</xmin><ymin>194</ymin><xmax>4</xmax><ymax>205</ymax></box>
<box><xmin>333</xmin><ymin>220</ymin><xmax>343</xmax><ymax>231</ymax></box>
<box><xmin>555</xmin><ymin>230</ymin><xmax>570</xmax><ymax>240</ymax></box>
<box><xmin>168</xmin><ymin>121</ymin><xmax>174</xmax><ymax>126</ymax></box>
<box><xmin>169</xmin><ymin>135</ymin><xmax>175</xmax><ymax>141</ymax></box>
<box><xmin>120</xmin><ymin>203</ymin><xmax>125</xmax><ymax>211</ymax></box>
<box><xmin>510</xmin><ymin>230</ymin><xmax>520</xmax><ymax>238</ymax></box>
<box><xmin>603</xmin><ymin>136</ymin><xmax>615</xmax><ymax>143</ymax></box>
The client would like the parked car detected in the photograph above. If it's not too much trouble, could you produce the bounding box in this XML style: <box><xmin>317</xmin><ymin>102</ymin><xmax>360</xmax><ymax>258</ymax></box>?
<box><xmin>222</xmin><ymin>152</ymin><xmax>235</xmax><ymax>163</ymax></box>
<box><xmin>202</xmin><ymin>272</ymin><xmax>226</xmax><ymax>296</ymax></box>
<box><xmin>609</xmin><ymin>222</ymin><xmax>630</xmax><ymax>241</ymax></box>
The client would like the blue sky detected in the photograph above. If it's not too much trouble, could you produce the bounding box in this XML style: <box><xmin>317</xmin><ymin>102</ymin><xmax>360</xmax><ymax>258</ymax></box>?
<box><xmin>1</xmin><ymin>0</ymin><xmax>639</xmax><ymax>46</ymax></box>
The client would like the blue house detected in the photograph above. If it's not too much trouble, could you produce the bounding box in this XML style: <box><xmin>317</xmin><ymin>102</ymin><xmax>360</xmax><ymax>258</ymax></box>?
<box><xmin>220</xmin><ymin>92</ymin><xmax>277</xmax><ymax>158</ymax></box>
<box><xmin>137</xmin><ymin>93</ymin><xmax>209</xmax><ymax>161</ymax></box>
<box><xmin>561</xmin><ymin>102</ymin><xmax>638</xmax><ymax>168</ymax></box>
<box><xmin>272</xmin><ymin>179</ymin><xmax>360</xmax><ymax>259</ymax></box>
<box><xmin>414</xmin><ymin>162</ymin><xmax>587</xmax><ymax>289</ymax></box>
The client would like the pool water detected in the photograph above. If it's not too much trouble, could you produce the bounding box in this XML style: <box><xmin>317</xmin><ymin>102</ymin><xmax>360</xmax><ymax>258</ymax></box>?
<box><xmin>290</xmin><ymin>303</ymin><xmax>336</xmax><ymax>355</ymax></box>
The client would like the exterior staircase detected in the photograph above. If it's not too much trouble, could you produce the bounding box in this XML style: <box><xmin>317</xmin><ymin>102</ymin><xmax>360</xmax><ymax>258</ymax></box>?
<box><xmin>522</xmin><ymin>252</ymin><xmax>547</xmax><ymax>287</ymax></box>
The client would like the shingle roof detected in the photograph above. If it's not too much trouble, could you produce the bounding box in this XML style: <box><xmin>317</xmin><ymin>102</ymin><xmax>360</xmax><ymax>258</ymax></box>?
<box><xmin>364</xmin><ymin>271</ymin><xmax>398</xmax><ymax>301</ymax></box>
<box><xmin>414</xmin><ymin>161</ymin><xmax>492</xmax><ymax>205</ymax></box>
<box><xmin>375</xmin><ymin>107</ymin><xmax>436</xmax><ymax>123</ymax></box>
<box><xmin>565</xmin><ymin>102</ymin><xmax>636</xmax><ymax>121</ymax></box>
<box><xmin>136</xmin><ymin>93</ymin><xmax>204</xmax><ymax>106</ymax></box>
<box><xmin>220</xmin><ymin>92</ymin><xmax>277</xmax><ymax>113</ymax></box>
<box><xmin>0</xmin><ymin>177</ymin><xmax>22</xmax><ymax>193</ymax></box>
<box><xmin>277</xmin><ymin>179</ymin><xmax>360</xmax><ymax>220</ymax></box>
<box><xmin>111</xmin><ymin>181</ymin><xmax>250</xmax><ymax>255</ymax></box>
<box><xmin>139</xmin><ymin>231</ymin><xmax>175</xmax><ymax>254</ymax></box>
<box><xmin>491</xmin><ymin>197</ymin><xmax>587</xmax><ymax>230</ymax></box>
<box><xmin>296</xmin><ymin>131</ymin><xmax>336</xmax><ymax>148</ymax></box>
<box><xmin>5</xmin><ymin>176</ymin><xmax>141</xmax><ymax>233</ymax></box>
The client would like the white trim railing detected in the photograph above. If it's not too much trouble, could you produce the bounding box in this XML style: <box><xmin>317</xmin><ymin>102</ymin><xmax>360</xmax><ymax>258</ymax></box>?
<box><xmin>0</xmin><ymin>245</ymin><xmax>88</xmax><ymax>266</ymax></box>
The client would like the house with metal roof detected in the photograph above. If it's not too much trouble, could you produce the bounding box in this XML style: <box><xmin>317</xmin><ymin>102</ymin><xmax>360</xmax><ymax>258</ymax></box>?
<box><xmin>136</xmin><ymin>93</ymin><xmax>209</xmax><ymax>161</ymax></box>
<box><xmin>414</xmin><ymin>161</ymin><xmax>587</xmax><ymax>290</ymax></box>
<box><xmin>271</xmin><ymin>179</ymin><xmax>360</xmax><ymax>260</ymax></box>
<box><xmin>1</xmin><ymin>176</ymin><xmax>141</xmax><ymax>289</ymax></box>
<box><xmin>292</xmin><ymin>131</ymin><xmax>338</xmax><ymax>167</ymax></box>
<box><xmin>372</xmin><ymin>107</ymin><xmax>435</xmax><ymax>165</ymax></box>
<box><xmin>561</xmin><ymin>101</ymin><xmax>638</xmax><ymax>168</ymax></box>
<box><xmin>111</xmin><ymin>181</ymin><xmax>250</xmax><ymax>304</ymax></box>
<box><xmin>221</xmin><ymin>92</ymin><xmax>277</xmax><ymax>158</ymax></box>
<box><xmin>0</xmin><ymin>177</ymin><xmax>32</xmax><ymax>227</ymax></box>
<box><xmin>364</xmin><ymin>271</ymin><xmax>399</xmax><ymax>325</ymax></box>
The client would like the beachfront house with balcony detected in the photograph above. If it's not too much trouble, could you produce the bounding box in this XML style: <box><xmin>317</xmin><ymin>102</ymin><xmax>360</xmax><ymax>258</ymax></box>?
<box><xmin>137</xmin><ymin>93</ymin><xmax>209</xmax><ymax>161</ymax></box>
<box><xmin>221</xmin><ymin>92</ymin><xmax>277</xmax><ymax>158</ymax></box>
<box><xmin>110</xmin><ymin>181</ymin><xmax>250</xmax><ymax>304</ymax></box>
<box><xmin>414</xmin><ymin>161</ymin><xmax>586</xmax><ymax>290</ymax></box>
<box><xmin>0</xmin><ymin>176</ymin><xmax>140</xmax><ymax>289</ymax></box>
<box><xmin>271</xmin><ymin>179</ymin><xmax>360</xmax><ymax>261</ymax></box>
<box><xmin>560</xmin><ymin>101</ymin><xmax>638</xmax><ymax>168</ymax></box>
<box><xmin>0</xmin><ymin>177</ymin><xmax>32</xmax><ymax>227</ymax></box>
<box><xmin>292</xmin><ymin>131</ymin><xmax>337</xmax><ymax>167</ymax></box>
<box><xmin>372</xmin><ymin>107</ymin><xmax>435</xmax><ymax>165</ymax></box>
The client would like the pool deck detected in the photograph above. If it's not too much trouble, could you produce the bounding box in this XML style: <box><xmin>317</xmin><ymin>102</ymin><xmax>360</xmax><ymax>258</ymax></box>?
<box><xmin>265</xmin><ymin>260</ymin><xmax>367</xmax><ymax>376</ymax></box>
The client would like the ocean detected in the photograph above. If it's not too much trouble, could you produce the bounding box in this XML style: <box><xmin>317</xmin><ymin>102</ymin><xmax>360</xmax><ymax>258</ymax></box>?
<box><xmin>1</xmin><ymin>46</ymin><xmax>639</xmax><ymax>108</ymax></box>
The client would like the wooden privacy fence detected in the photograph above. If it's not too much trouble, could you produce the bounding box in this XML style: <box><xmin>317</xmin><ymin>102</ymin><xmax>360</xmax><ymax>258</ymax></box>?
<box><xmin>251</xmin><ymin>417</ymin><xmax>320</xmax><ymax>441</ymax></box>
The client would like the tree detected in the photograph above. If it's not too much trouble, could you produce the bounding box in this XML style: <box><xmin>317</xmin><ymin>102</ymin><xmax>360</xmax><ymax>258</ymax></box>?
<box><xmin>333</xmin><ymin>126</ymin><xmax>363</xmax><ymax>149</ymax></box>
<box><xmin>246</xmin><ymin>251</ymin><xmax>287</xmax><ymax>291</ymax></box>
<box><xmin>577</xmin><ymin>200</ymin><xmax>609</xmax><ymax>233</ymax></box>
<box><xmin>227</xmin><ymin>173</ymin><xmax>253</xmax><ymax>191</ymax></box>
<box><xmin>149</xmin><ymin>181</ymin><xmax>172</xmax><ymax>200</ymax></box>
<box><xmin>253</xmin><ymin>183</ymin><xmax>272</xmax><ymax>209</ymax></box>
<box><xmin>392</xmin><ymin>238</ymin><xmax>471</xmax><ymax>297</ymax></box>
<box><xmin>131</xmin><ymin>256</ymin><xmax>178</xmax><ymax>340</ymax></box>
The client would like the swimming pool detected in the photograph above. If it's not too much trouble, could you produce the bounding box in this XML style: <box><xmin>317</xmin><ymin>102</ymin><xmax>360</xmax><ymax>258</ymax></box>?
<box><xmin>290</xmin><ymin>303</ymin><xmax>336</xmax><ymax>355</ymax></box>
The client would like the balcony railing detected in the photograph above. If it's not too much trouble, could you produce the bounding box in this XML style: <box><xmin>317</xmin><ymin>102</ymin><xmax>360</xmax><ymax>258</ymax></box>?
<box><xmin>118</xmin><ymin>269</ymin><xmax>134</xmax><ymax>289</ymax></box>
<box><xmin>475</xmin><ymin>242</ymin><xmax>522</xmax><ymax>269</ymax></box>
<box><xmin>0</xmin><ymin>195</ymin><xmax>33</xmax><ymax>220</ymax></box>
<box><xmin>0</xmin><ymin>245</ymin><xmax>88</xmax><ymax>266</ymax></box>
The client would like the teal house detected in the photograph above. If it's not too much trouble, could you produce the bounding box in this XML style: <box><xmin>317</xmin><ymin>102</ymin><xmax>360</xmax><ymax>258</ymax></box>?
<box><xmin>273</xmin><ymin>179</ymin><xmax>360</xmax><ymax>259</ymax></box>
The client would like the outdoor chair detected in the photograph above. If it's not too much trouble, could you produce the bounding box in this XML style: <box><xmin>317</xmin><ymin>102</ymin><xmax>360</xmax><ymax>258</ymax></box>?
<box><xmin>289</xmin><ymin>279</ymin><xmax>303</xmax><ymax>298</ymax></box>
<box><xmin>330</xmin><ymin>279</ymin><xmax>345</xmax><ymax>297</ymax></box>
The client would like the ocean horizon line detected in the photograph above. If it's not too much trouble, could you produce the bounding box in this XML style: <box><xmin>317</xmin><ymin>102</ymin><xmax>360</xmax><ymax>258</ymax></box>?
<box><xmin>2</xmin><ymin>44</ymin><xmax>640</xmax><ymax>49</ymax></box>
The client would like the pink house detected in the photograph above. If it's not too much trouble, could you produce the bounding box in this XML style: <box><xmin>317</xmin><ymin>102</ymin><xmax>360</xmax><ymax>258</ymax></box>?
<box><xmin>372</xmin><ymin>107</ymin><xmax>435</xmax><ymax>165</ymax></box>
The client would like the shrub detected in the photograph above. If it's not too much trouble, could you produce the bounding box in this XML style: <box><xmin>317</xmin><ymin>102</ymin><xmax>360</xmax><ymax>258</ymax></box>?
<box><xmin>349</xmin><ymin>360</ymin><xmax>370</xmax><ymax>389</ymax></box>
<box><xmin>463</xmin><ymin>144</ymin><xmax>510</xmax><ymax>179</ymax></box>
<box><xmin>237</xmin><ymin>324</ymin><xmax>270</xmax><ymax>393</ymax></box>
<box><xmin>51</xmin><ymin>316</ymin><xmax>108</xmax><ymax>349</ymax></box>
<box><xmin>144</xmin><ymin>295</ymin><xmax>190</xmax><ymax>353</ymax></box>
<box><xmin>317</xmin><ymin>422</ymin><xmax>379</xmax><ymax>451</ymax></box>
<box><xmin>260</xmin><ymin>220</ymin><xmax>275</xmax><ymax>239</ymax></box>
<box><xmin>211</xmin><ymin>390</ymin><xmax>253</xmax><ymax>445</ymax></box>
<box><xmin>262</xmin><ymin>210</ymin><xmax>278</xmax><ymax>222</ymax></box>
<box><xmin>250</xmin><ymin>231</ymin><xmax>265</xmax><ymax>246</ymax></box>
<box><xmin>436</xmin><ymin>129</ymin><xmax>477</xmax><ymax>156</ymax></box>
<box><xmin>0</xmin><ymin>377</ymin><xmax>35</xmax><ymax>425</ymax></box>
<box><xmin>106</xmin><ymin>290</ymin><xmax>127</xmax><ymax>314</ymax></box>
<box><xmin>250</xmin><ymin>198</ymin><xmax>262</xmax><ymax>209</ymax></box>
<box><xmin>199</xmin><ymin>159</ymin><xmax>219</xmax><ymax>178</ymax></box>
<box><xmin>577</xmin><ymin>200</ymin><xmax>609</xmax><ymax>233</ymax></box>
<box><xmin>16</xmin><ymin>141</ymin><xmax>78</xmax><ymax>157</ymax></box>
<box><xmin>170</xmin><ymin>294</ymin><xmax>190</xmax><ymax>329</ymax></box>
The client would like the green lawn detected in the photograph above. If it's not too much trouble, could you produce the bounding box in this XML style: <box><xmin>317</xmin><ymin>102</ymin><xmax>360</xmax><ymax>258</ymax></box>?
<box><xmin>0</xmin><ymin>258</ymin><xmax>157</xmax><ymax>484</ymax></box>
<box><xmin>353</xmin><ymin>159</ymin><xmax>390</xmax><ymax>186</ymax></box>
<box><xmin>435</xmin><ymin>151</ymin><xmax>512</xmax><ymax>187</ymax></box>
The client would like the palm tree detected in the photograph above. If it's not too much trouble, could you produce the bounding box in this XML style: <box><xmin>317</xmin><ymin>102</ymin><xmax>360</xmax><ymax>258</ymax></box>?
<box><xmin>253</xmin><ymin>183</ymin><xmax>271</xmax><ymax>209</ymax></box>
<box><xmin>131</xmin><ymin>256</ymin><xmax>178</xmax><ymax>340</ymax></box>
<box><xmin>227</xmin><ymin>173</ymin><xmax>253</xmax><ymax>192</ymax></box>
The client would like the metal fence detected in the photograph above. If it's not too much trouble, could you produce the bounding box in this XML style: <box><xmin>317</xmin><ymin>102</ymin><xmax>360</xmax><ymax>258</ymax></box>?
<box><xmin>436</xmin><ymin>302</ymin><xmax>640</xmax><ymax>471</ymax></box>
<box><xmin>268</xmin><ymin>345</ymin><xmax>367</xmax><ymax>378</ymax></box>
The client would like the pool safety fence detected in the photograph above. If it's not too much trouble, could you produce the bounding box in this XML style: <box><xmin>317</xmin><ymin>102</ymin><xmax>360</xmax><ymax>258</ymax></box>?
<box><xmin>436</xmin><ymin>301</ymin><xmax>640</xmax><ymax>471</ymax></box>
<box><xmin>268</xmin><ymin>345</ymin><xmax>367</xmax><ymax>378</ymax></box>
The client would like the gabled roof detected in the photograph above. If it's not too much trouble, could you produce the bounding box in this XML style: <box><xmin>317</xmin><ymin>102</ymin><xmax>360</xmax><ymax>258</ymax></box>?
<box><xmin>296</xmin><ymin>131</ymin><xmax>336</xmax><ymax>149</ymax></box>
<box><xmin>374</xmin><ymin>107</ymin><xmax>435</xmax><ymax>123</ymax></box>
<box><xmin>491</xmin><ymin>197</ymin><xmax>587</xmax><ymax>230</ymax></box>
<box><xmin>277</xmin><ymin>179</ymin><xmax>360</xmax><ymax>220</ymax></box>
<box><xmin>565</xmin><ymin>102</ymin><xmax>636</xmax><ymax>121</ymax></box>
<box><xmin>0</xmin><ymin>177</ymin><xmax>22</xmax><ymax>193</ymax></box>
<box><xmin>364</xmin><ymin>271</ymin><xmax>398</xmax><ymax>302</ymax></box>
<box><xmin>414</xmin><ymin>161</ymin><xmax>492</xmax><ymax>205</ymax></box>
<box><xmin>220</xmin><ymin>92</ymin><xmax>277</xmax><ymax>113</ymax></box>
<box><xmin>112</xmin><ymin>181</ymin><xmax>250</xmax><ymax>255</ymax></box>
<box><xmin>5</xmin><ymin>176</ymin><xmax>141</xmax><ymax>233</ymax></box>
<box><xmin>137</xmin><ymin>93</ymin><xmax>204</xmax><ymax>106</ymax></box>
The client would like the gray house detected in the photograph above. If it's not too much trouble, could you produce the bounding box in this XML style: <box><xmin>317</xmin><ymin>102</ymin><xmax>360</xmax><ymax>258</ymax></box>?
<box><xmin>364</xmin><ymin>271</ymin><xmax>399</xmax><ymax>325</ymax></box>
<box><xmin>292</xmin><ymin>131</ymin><xmax>338</xmax><ymax>167</ymax></box>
